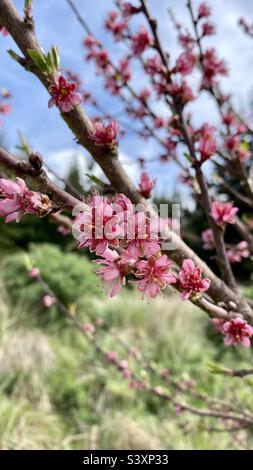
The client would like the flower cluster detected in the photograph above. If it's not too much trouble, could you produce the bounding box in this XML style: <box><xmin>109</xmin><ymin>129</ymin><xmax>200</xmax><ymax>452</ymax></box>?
<box><xmin>0</xmin><ymin>177</ymin><xmax>52</xmax><ymax>223</ymax></box>
<box><xmin>73</xmin><ymin>192</ymin><xmax>211</xmax><ymax>300</ymax></box>
<box><xmin>48</xmin><ymin>75</ymin><xmax>81</xmax><ymax>113</ymax></box>
<box><xmin>212</xmin><ymin>318</ymin><xmax>253</xmax><ymax>348</ymax></box>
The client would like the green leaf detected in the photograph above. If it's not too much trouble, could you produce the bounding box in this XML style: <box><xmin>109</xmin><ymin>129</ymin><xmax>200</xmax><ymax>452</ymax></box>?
<box><xmin>27</xmin><ymin>49</ymin><xmax>47</xmax><ymax>72</ymax></box>
<box><xmin>7</xmin><ymin>50</ymin><xmax>22</xmax><ymax>63</ymax></box>
<box><xmin>85</xmin><ymin>173</ymin><xmax>105</xmax><ymax>187</ymax></box>
<box><xmin>51</xmin><ymin>46</ymin><xmax>60</xmax><ymax>71</ymax></box>
<box><xmin>208</xmin><ymin>362</ymin><xmax>229</xmax><ymax>375</ymax></box>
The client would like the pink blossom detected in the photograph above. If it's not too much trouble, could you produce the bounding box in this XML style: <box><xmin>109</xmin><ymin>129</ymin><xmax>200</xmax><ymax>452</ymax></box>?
<box><xmin>119</xmin><ymin>360</ymin><xmax>129</xmax><ymax>370</ymax></box>
<box><xmin>57</xmin><ymin>224</ymin><xmax>71</xmax><ymax>236</ymax></box>
<box><xmin>139</xmin><ymin>88</ymin><xmax>151</xmax><ymax>103</ymax></box>
<box><xmin>0</xmin><ymin>177</ymin><xmax>51</xmax><ymax>223</ymax></box>
<box><xmin>118</xmin><ymin>57</ymin><xmax>132</xmax><ymax>82</ymax></box>
<box><xmin>0</xmin><ymin>103</ymin><xmax>12</xmax><ymax>116</ymax></box>
<box><xmin>175</xmin><ymin>51</ymin><xmax>196</xmax><ymax>75</ymax></box>
<box><xmin>29</xmin><ymin>267</ymin><xmax>40</xmax><ymax>279</ymax></box>
<box><xmin>135</xmin><ymin>255</ymin><xmax>177</xmax><ymax>299</ymax></box>
<box><xmin>179</xmin><ymin>259</ymin><xmax>210</xmax><ymax>300</ymax></box>
<box><xmin>131</xmin><ymin>26</ymin><xmax>152</xmax><ymax>56</ymax></box>
<box><xmin>122</xmin><ymin>2</ymin><xmax>140</xmax><ymax>18</ymax></box>
<box><xmin>179</xmin><ymin>33</ymin><xmax>195</xmax><ymax>48</ymax></box>
<box><xmin>238</xmin><ymin>147</ymin><xmax>250</xmax><ymax>161</ymax></box>
<box><xmin>211</xmin><ymin>201</ymin><xmax>239</xmax><ymax>227</ymax></box>
<box><xmin>89</xmin><ymin>119</ymin><xmax>119</xmax><ymax>147</ymax></box>
<box><xmin>48</xmin><ymin>75</ymin><xmax>81</xmax><ymax>113</ymax></box>
<box><xmin>198</xmin><ymin>2</ymin><xmax>211</xmax><ymax>18</ymax></box>
<box><xmin>83</xmin><ymin>35</ymin><xmax>98</xmax><ymax>48</ymax></box>
<box><xmin>202</xmin><ymin>48</ymin><xmax>228</xmax><ymax>87</ymax></box>
<box><xmin>105</xmin><ymin>11</ymin><xmax>128</xmax><ymax>40</ymax></box>
<box><xmin>201</xmin><ymin>228</ymin><xmax>214</xmax><ymax>250</ymax></box>
<box><xmin>83</xmin><ymin>323</ymin><xmax>95</xmax><ymax>334</ymax></box>
<box><xmin>113</xmin><ymin>193</ymin><xmax>134</xmax><ymax>215</ymax></box>
<box><xmin>64</xmin><ymin>70</ymin><xmax>83</xmax><ymax>93</ymax></box>
<box><xmin>164</xmin><ymin>137</ymin><xmax>177</xmax><ymax>153</ymax></box>
<box><xmin>127</xmin><ymin>212</ymin><xmax>165</xmax><ymax>258</ymax></box>
<box><xmin>168</xmin><ymin>80</ymin><xmax>195</xmax><ymax>105</ymax></box>
<box><xmin>73</xmin><ymin>194</ymin><xmax>121</xmax><ymax>255</ymax></box>
<box><xmin>0</xmin><ymin>26</ymin><xmax>8</xmax><ymax>36</ymax></box>
<box><xmin>154</xmin><ymin>117</ymin><xmax>165</xmax><ymax>128</ymax></box>
<box><xmin>225</xmin><ymin>135</ymin><xmax>240</xmax><ymax>153</ymax></box>
<box><xmin>43</xmin><ymin>295</ymin><xmax>55</xmax><ymax>308</ymax></box>
<box><xmin>227</xmin><ymin>241</ymin><xmax>249</xmax><ymax>263</ymax></box>
<box><xmin>96</xmin><ymin>317</ymin><xmax>105</xmax><ymax>327</ymax></box>
<box><xmin>106</xmin><ymin>351</ymin><xmax>117</xmax><ymax>363</ymax></box>
<box><xmin>201</xmin><ymin>22</ymin><xmax>215</xmax><ymax>36</ymax></box>
<box><xmin>139</xmin><ymin>172</ymin><xmax>156</xmax><ymax>199</ymax></box>
<box><xmin>105</xmin><ymin>75</ymin><xmax>122</xmax><ymax>95</ymax></box>
<box><xmin>198</xmin><ymin>123</ymin><xmax>217</xmax><ymax>162</ymax></box>
<box><xmin>95</xmin><ymin>249</ymin><xmax>135</xmax><ymax>297</ymax></box>
<box><xmin>211</xmin><ymin>318</ymin><xmax>226</xmax><ymax>333</ymax></box>
<box><xmin>144</xmin><ymin>55</ymin><xmax>164</xmax><ymax>75</ymax></box>
<box><xmin>92</xmin><ymin>49</ymin><xmax>110</xmax><ymax>71</ymax></box>
<box><xmin>223</xmin><ymin>318</ymin><xmax>253</xmax><ymax>348</ymax></box>
<box><xmin>222</xmin><ymin>113</ymin><xmax>235</xmax><ymax>127</ymax></box>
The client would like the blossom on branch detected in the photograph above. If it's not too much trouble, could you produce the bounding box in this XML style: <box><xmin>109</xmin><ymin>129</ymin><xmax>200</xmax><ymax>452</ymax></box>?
<box><xmin>179</xmin><ymin>259</ymin><xmax>210</xmax><ymax>300</ymax></box>
<box><xmin>73</xmin><ymin>194</ymin><xmax>121</xmax><ymax>255</ymax></box>
<box><xmin>175</xmin><ymin>50</ymin><xmax>197</xmax><ymax>75</ymax></box>
<box><xmin>105</xmin><ymin>11</ymin><xmax>128</xmax><ymax>40</ymax></box>
<box><xmin>135</xmin><ymin>255</ymin><xmax>177</xmax><ymax>299</ymax></box>
<box><xmin>0</xmin><ymin>177</ymin><xmax>52</xmax><ymax>223</ymax></box>
<box><xmin>227</xmin><ymin>241</ymin><xmax>249</xmax><ymax>263</ymax></box>
<box><xmin>201</xmin><ymin>228</ymin><xmax>214</xmax><ymax>250</ymax></box>
<box><xmin>48</xmin><ymin>75</ymin><xmax>81</xmax><ymax>113</ymax></box>
<box><xmin>0</xmin><ymin>25</ymin><xmax>8</xmax><ymax>36</ymax></box>
<box><xmin>198</xmin><ymin>2</ymin><xmax>211</xmax><ymax>19</ymax></box>
<box><xmin>211</xmin><ymin>201</ymin><xmax>239</xmax><ymax>227</ymax></box>
<box><xmin>202</xmin><ymin>48</ymin><xmax>228</xmax><ymax>87</ymax></box>
<box><xmin>95</xmin><ymin>249</ymin><xmax>135</xmax><ymax>297</ymax></box>
<box><xmin>122</xmin><ymin>2</ymin><xmax>141</xmax><ymax>18</ymax></box>
<box><xmin>131</xmin><ymin>26</ymin><xmax>152</xmax><ymax>56</ymax></box>
<box><xmin>89</xmin><ymin>119</ymin><xmax>119</xmax><ymax>147</ymax></box>
<box><xmin>198</xmin><ymin>123</ymin><xmax>217</xmax><ymax>162</ymax></box>
<box><xmin>42</xmin><ymin>295</ymin><xmax>55</xmax><ymax>308</ymax></box>
<box><xmin>222</xmin><ymin>318</ymin><xmax>253</xmax><ymax>348</ymax></box>
<box><xmin>139</xmin><ymin>172</ymin><xmax>156</xmax><ymax>199</ymax></box>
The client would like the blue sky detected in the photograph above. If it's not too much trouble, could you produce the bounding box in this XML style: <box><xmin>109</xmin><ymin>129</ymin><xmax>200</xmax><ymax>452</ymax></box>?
<box><xmin>1</xmin><ymin>0</ymin><xmax>253</xmax><ymax>197</ymax></box>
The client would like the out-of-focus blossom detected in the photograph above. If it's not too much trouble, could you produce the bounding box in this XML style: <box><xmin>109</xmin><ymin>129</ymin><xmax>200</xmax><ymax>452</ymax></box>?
<box><xmin>179</xmin><ymin>259</ymin><xmax>210</xmax><ymax>300</ymax></box>
<box><xmin>227</xmin><ymin>241</ymin><xmax>249</xmax><ymax>263</ymax></box>
<box><xmin>201</xmin><ymin>228</ymin><xmax>214</xmax><ymax>250</ymax></box>
<box><xmin>89</xmin><ymin>119</ymin><xmax>119</xmax><ymax>147</ymax></box>
<box><xmin>211</xmin><ymin>201</ymin><xmax>238</xmax><ymax>227</ymax></box>
<box><xmin>131</xmin><ymin>26</ymin><xmax>152</xmax><ymax>56</ymax></box>
<box><xmin>139</xmin><ymin>172</ymin><xmax>156</xmax><ymax>199</ymax></box>
<box><xmin>43</xmin><ymin>295</ymin><xmax>55</xmax><ymax>308</ymax></box>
